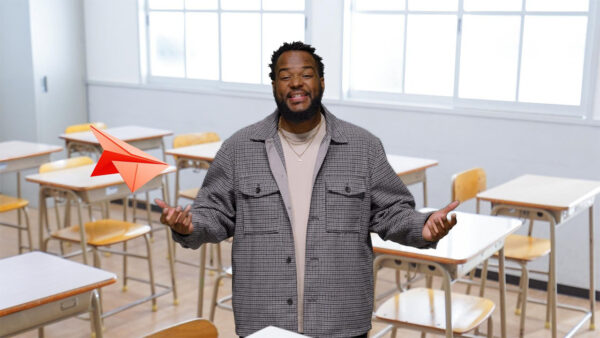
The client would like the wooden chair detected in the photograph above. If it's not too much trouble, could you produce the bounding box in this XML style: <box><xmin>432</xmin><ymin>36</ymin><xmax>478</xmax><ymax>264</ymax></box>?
<box><xmin>172</xmin><ymin>132</ymin><xmax>224</xmax><ymax>273</ymax></box>
<box><xmin>144</xmin><ymin>318</ymin><xmax>218</xmax><ymax>338</ymax></box>
<box><xmin>39</xmin><ymin>157</ymin><xmax>168</xmax><ymax>316</ymax></box>
<box><xmin>64</xmin><ymin>122</ymin><xmax>107</xmax><ymax>158</ymax></box>
<box><xmin>452</xmin><ymin>168</ymin><xmax>551</xmax><ymax>337</ymax></box>
<box><xmin>375</xmin><ymin>288</ymin><xmax>494</xmax><ymax>338</ymax></box>
<box><xmin>0</xmin><ymin>194</ymin><xmax>32</xmax><ymax>254</ymax></box>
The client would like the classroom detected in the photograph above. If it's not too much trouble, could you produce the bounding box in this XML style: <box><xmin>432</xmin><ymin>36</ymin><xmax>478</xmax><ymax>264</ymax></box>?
<box><xmin>1</xmin><ymin>1</ymin><xmax>600</xmax><ymax>337</ymax></box>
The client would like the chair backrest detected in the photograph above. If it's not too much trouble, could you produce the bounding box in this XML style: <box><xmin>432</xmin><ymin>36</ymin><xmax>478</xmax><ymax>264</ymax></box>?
<box><xmin>173</xmin><ymin>132</ymin><xmax>220</xmax><ymax>148</ymax></box>
<box><xmin>451</xmin><ymin>167</ymin><xmax>486</xmax><ymax>203</ymax></box>
<box><xmin>64</xmin><ymin>122</ymin><xmax>107</xmax><ymax>134</ymax></box>
<box><xmin>39</xmin><ymin>156</ymin><xmax>94</xmax><ymax>173</ymax></box>
<box><xmin>144</xmin><ymin>318</ymin><xmax>218</xmax><ymax>338</ymax></box>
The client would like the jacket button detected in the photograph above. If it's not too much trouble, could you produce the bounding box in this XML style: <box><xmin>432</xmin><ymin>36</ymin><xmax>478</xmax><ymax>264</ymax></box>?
<box><xmin>287</xmin><ymin>298</ymin><xmax>293</xmax><ymax>305</ymax></box>
<box><xmin>345</xmin><ymin>186</ymin><xmax>351</xmax><ymax>193</ymax></box>
<box><xmin>286</xmin><ymin>257</ymin><xmax>292</xmax><ymax>264</ymax></box>
<box><xmin>255</xmin><ymin>187</ymin><xmax>261</xmax><ymax>194</ymax></box>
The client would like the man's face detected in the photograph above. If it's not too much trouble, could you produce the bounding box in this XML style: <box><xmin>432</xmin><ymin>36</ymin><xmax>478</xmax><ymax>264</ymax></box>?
<box><xmin>272</xmin><ymin>50</ymin><xmax>325</xmax><ymax>123</ymax></box>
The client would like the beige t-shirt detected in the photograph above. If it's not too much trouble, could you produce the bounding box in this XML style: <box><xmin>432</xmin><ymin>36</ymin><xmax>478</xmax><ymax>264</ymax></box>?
<box><xmin>278</xmin><ymin>115</ymin><xmax>326</xmax><ymax>333</ymax></box>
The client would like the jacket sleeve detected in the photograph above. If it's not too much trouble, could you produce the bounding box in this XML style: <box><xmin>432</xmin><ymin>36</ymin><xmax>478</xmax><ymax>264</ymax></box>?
<box><xmin>171</xmin><ymin>140</ymin><xmax>236</xmax><ymax>249</ymax></box>
<box><xmin>367</xmin><ymin>138</ymin><xmax>436</xmax><ymax>249</ymax></box>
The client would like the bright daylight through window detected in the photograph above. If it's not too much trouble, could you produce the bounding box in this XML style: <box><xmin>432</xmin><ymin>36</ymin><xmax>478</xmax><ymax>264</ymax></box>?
<box><xmin>146</xmin><ymin>0</ymin><xmax>306</xmax><ymax>85</ymax></box>
<box><xmin>348</xmin><ymin>0</ymin><xmax>593</xmax><ymax>115</ymax></box>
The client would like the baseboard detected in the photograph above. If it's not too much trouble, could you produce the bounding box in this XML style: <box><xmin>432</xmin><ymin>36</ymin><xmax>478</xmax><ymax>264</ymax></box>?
<box><xmin>475</xmin><ymin>268</ymin><xmax>600</xmax><ymax>301</ymax></box>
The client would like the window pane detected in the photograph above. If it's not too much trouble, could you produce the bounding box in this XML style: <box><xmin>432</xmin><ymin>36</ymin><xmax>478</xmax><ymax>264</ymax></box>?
<box><xmin>459</xmin><ymin>15</ymin><xmax>520</xmax><ymax>101</ymax></box>
<box><xmin>221</xmin><ymin>13</ymin><xmax>261</xmax><ymax>83</ymax></box>
<box><xmin>405</xmin><ymin>15</ymin><xmax>456</xmax><ymax>96</ymax></box>
<box><xmin>350</xmin><ymin>13</ymin><xmax>404</xmax><ymax>93</ymax></box>
<box><xmin>149</xmin><ymin>0</ymin><xmax>183</xmax><ymax>10</ymax></box>
<box><xmin>221</xmin><ymin>0</ymin><xmax>260</xmax><ymax>10</ymax></box>
<box><xmin>185</xmin><ymin>0</ymin><xmax>217</xmax><ymax>10</ymax></box>
<box><xmin>408</xmin><ymin>0</ymin><xmax>458</xmax><ymax>11</ymax></box>
<box><xmin>262</xmin><ymin>14</ymin><xmax>305</xmax><ymax>84</ymax></box>
<box><xmin>355</xmin><ymin>0</ymin><xmax>405</xmax><ymax>11</ymax></box>
<box><xmin>463</xmin><ymin>0</ymin><xmax>522</xmax><ymax>11</ymax></box>
<box><xmin>186</xmin><ymin>13</ymin><xmax>219</xmax><ymax>80</ymax></box>
<box><xmin>149</xmin><ymin>12</ymin><xmax>185</xmax><ymax>77</ymax></box>
<box><xmin>263</xmin><ymin>0</ymin><xmax>304</xmax><ymax>11</ymax></box>
<box><xmin>526</xmin><ymin>0</ymin><xmax>588</xmax><ymax>12</ymax></box>
<box><xmin>519</xmin><ymin>16</ymin><xmax>587</xmax><ymax>105</ymax></box>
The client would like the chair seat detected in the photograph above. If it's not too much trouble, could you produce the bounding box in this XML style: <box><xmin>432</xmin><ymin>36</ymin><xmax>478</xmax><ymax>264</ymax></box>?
<box><xmin>0</xmin><ymin>194</ymin><xmax>28</xmax><ymax>212</ymax></box>
<box><xmin>498</xmin><ymin>234</ymin><xmax>551</xmax><ymax>262</ymax></box>
<box><xmin>145</xmin><ymin>318</ymin><xmax>218</xmax><ymax>338</ymax></box>
<box><xmin>375</xmin><ymin>288</ymin><xmax>495</xmax><ymax>334</ymax></box>
<box><xmin>179</xmin><ymin>188</ymin><xmax>200</xmax><ymax>200</ymax></box>
<box><xmin>51</xmin><ymin>219</ymin><xmax>151</xmax><ymax>246</ymax></box>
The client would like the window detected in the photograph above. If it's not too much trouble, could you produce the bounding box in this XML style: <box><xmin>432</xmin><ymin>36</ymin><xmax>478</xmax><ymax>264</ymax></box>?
<box><xmin>145</xmin><ymin>0</ymin><xmax>306</xmax><ymax>85</ymax></box>
<box><xmin>346</xmin><ymin>0</ymin><xmax>594</xmax><ymax>115</ymax></box>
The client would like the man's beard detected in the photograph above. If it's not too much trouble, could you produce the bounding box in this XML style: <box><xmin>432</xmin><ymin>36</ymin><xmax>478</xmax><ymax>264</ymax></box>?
<box><xmin>275</xmin><ymin>88</ymin><xmax>324</xmax><ymax>123</ymax></box>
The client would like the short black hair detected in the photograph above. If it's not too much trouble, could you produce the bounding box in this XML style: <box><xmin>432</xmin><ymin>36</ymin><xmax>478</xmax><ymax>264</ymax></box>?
<box><xmin>268</xmin><ymin>41</ymin><xmax>324</xmax><ymax>81</ymax></box>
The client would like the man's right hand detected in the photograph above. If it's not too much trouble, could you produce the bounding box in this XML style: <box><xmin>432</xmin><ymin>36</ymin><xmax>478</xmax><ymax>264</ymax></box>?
<box><xmin>154</xmin><ymin>198</ymin><xmax>194</xmax><ymax>235</ymax></box>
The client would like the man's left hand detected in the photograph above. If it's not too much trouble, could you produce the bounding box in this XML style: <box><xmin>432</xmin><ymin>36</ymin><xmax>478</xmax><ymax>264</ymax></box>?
<box><xmin>422</xmin><ymin>200</ymin><xmax>459</xmax><ymax>242</ymax></box>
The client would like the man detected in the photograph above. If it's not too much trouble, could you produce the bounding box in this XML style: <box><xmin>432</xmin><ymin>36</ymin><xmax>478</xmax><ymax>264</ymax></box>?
<box><xmin>155</xmin><ymin>41</ymin><xmax>458</xmax><ymax>337</ymax></box>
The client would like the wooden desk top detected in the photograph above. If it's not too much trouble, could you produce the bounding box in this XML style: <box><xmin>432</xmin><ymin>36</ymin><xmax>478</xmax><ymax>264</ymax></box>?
<box><xmin>25</xmin><ymin>164</ymin><xmax>175</xmax><ymax>191</ymax></box>
<box><xmin>386</xmin><ymin>154</ymin><xmax>438</xmax><ymax>176</ymax></box>
<box><xmin>0</xmin><ymin>141</ymin><xmax>62</xmax><ymax>163</ymax></box>
<box><xmin>477</xmin><ymin>175</ymin><xmax>600</xmax><ymax>211</ymax></box>
<box><xmin>165</xmin><ymin>141</ymin><xmax>223</xmax><ymax>161</ymax></box>
<box><xmin>59</xmin><ymin>126</ymin><xmax>173</xmax><ymax>145</ymax></box>
<box><xmin>0</xmin><ymin>252</ymin><xmax>116</xmax><ymax>316</ymax></box>
<box><xmin>371</xmin><ymin>210</ymin><xmax>521</xmax><ymax>264</ymax></box>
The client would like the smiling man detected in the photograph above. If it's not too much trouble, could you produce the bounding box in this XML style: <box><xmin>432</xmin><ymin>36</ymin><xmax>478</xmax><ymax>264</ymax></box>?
<box><xmin>155</xmin><ymin>41</ymin><xmax>458</xmax><ymax>337</ymax></box>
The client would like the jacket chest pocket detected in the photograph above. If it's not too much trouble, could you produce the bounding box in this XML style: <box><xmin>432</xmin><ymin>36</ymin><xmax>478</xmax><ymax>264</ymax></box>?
<box><xmin>239</xmin><ymin>176</ymin><xmax>283</xmax><ymax>235</ymax></box>
<box><xmin>325</xmin><ymin>176</ymin><xmax>366</xmax><ymax>233</ymax></box>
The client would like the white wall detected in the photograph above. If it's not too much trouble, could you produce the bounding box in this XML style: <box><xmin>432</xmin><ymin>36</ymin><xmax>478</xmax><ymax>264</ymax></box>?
<box><xmin>84</xmin><ymin>0</ymin><xmax>600</xmax><ymax>290</ymax></box>
<box><xmin>0</xmin><ymin>0</ymin><xmax>37</xmax><ymax>142</ymax></box>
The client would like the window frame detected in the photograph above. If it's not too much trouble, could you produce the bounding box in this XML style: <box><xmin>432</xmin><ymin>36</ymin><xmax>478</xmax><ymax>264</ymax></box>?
<box><xmin>343</xmin><ymin>0</ymin><xmax>600</xmax><ymax>119</ymax></box>
<box><xmin>142</xmin><ymin>0</ymin><xmax>310</xmax><ymax>92</ymax></box>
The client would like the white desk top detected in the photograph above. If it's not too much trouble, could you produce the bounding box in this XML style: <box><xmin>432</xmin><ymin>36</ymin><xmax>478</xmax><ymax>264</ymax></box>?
<box><xmin>165</xmin><ymin>141</ymin><xmax>223</xmax><ymax>161</ymax></box>
<box><xmin>25</xmin><ymin>164</ymin><xmax>175</xmax><ymax>191</ymax></box>
<box><xmin>59</xmin><ymin>126</ymin><xmax>172</xmax><ymax>145</ymax></box>
<box><xmin>477</xmin><ymin>174</ymin><xmax>600</xmax><ymax>211</ymax></box>
<box><xmin>371</xmin><ymin>210</ymin><xmax>521</xmax><ymax>264</ymax></box>
<box><xmin>386</xmin><ymin>154</ymin><xmax>438</xmax><ymax>176</ymax></box>
<box><xmin>0</xmin><ymin>141</ymin><xmax>62</xmax><ymax>163</ymax></box>
<box><xmin>0</xmin><ymin>252</ymin><xmax>116</xmax><ymax>316</ymax></box>
<box><xmin>247</xmin><ymin>326</ymin><xmax>309</xmax><ymax>337</ymax></box>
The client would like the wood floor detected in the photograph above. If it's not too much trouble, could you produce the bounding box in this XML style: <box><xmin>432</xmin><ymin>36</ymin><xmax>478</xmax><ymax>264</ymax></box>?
<box><xmin>1</xmin><ymin>204</ymin><xmax>598</xmax><ymax>337</ymax></box>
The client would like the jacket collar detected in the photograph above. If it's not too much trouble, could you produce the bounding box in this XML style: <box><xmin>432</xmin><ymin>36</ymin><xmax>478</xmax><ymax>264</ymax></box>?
<box><xmin>250</xmin><ymin>105</ymin><xmax>348</xmax><ymax>144</ymax></box>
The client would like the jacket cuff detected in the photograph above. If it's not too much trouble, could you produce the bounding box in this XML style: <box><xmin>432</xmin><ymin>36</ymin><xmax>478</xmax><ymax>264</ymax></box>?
<box><xmin>408</xmin><ymin>211</ymin><xmax>438</xmax><ymax>249</ymax></box>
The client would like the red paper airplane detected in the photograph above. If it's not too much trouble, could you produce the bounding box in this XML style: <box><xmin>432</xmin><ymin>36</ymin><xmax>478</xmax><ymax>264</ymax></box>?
<box><xmin>90</xmin><ymin>125</ymin><xmax>168</xmax><ymax>193</ymax></box>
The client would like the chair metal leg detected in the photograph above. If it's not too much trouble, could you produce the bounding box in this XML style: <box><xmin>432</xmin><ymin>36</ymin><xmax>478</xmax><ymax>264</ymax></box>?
<box><xmin>165</xmin><ymin>227</ymin><xmax>179</xmax><ymax>305</ymax></box>
<box><xmin>143</xmin><ymin>234</ymin><xmax>157</xmax><ymax>311</ymax></box>
<box><xmin>479</xmin><ymin>259</ymin><xmax>489</xmax><ymax>297</ymax></box>
<box><xmin>122</xmin><ymin>241</ymin><xmax>128</xmax><ymax>292</ymax></box>
<box><xmin>518</xmin><ymin>264</ymin><xmax>528</xmax><ymax>337</ymax></box>
<box><xmin>487</xmin><ymin>315</ymin><xmax>494</xmax><ymax>338</ymax></box>
<box><xmin>23</xmin><ymin>207</ymin><xmax>33</xmax><ymax>252</ymax></box>
<box><xmin>210</xmin><ymin>273</ymin><xmax>225</xmax><ymax>321</ymax></box>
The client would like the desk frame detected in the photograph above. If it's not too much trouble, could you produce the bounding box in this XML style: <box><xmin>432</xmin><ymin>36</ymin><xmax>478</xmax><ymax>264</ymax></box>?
<box><xmin>488</xmin><ymin>202</ymin><xmax>596</xmax><ymax>338</ymax></box>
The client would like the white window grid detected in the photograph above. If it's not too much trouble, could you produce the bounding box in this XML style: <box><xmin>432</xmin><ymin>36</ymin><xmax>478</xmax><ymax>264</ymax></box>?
<box><xmin>143</xmin><ymin>0</ymin><xmax>309</xmax><ymax>89</ymax></box>
<box><xmin>343</xmin><ymin>0</ymin><xmax>600</xmax><ymax>118</ymax></box>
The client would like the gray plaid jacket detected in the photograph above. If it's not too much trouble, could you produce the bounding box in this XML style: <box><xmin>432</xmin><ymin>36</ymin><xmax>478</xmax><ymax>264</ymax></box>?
<box><xmin>172</xmin><ymin>107</ymin><xmax>434</xmax><ymax>337</ymax></box>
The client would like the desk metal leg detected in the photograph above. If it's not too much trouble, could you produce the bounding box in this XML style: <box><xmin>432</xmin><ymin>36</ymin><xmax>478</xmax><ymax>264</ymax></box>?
<box><xmin>91</xmin><ymin>289</ymin><xmax>103</xmax><ymax>338</ymax></box>
<box><xmin>197</xmin><ymin>243</ymin><xmax>207</xmax><ymax>317</ymax></box>
<box><xmin>422</xmin><ymin>176</ymin><xmax>428</xmax><ymax>207</ymax></box>
<box><xmin>590</xmin><ymin>205</ymin><xmax>596</xmax><ymax>330</ymax></box>
<box><xmin>499</xmin><ymin>247</ymin><xmax>507</xmax><ymax>338</ymax></box>
<box><xmin>549</xmin><ymin>217</ymin><xmax>557</xmax><ymax>338</ymax></box>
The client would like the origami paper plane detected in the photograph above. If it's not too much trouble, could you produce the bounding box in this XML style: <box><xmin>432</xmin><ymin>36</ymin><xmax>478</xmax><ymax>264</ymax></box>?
<box><xmin>90</xmin><ymin>125</ymin><xmax>168</xmax><ymax>193</ymax></box>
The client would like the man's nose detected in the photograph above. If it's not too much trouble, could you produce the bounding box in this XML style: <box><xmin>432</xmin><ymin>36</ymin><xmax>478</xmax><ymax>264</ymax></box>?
<box><xmin>290</xmin><ymin>74</ymin><xmax>302</xmax><ymax>87</ymax></box>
